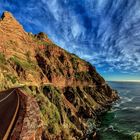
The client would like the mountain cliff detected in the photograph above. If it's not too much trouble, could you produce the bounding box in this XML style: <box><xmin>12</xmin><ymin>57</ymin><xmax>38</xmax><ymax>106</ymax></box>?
<box><xmin>0</xmin><ymin>12</ymin><xmax>118</xmax><ymax>139</ymax></box>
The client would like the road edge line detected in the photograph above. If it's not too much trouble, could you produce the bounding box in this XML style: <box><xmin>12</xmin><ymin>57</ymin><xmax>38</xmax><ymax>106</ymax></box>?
<box><xmin>0</xmin><ymin>89</ymin><xmax>15</xmax><ymax>103</ymax></box>
<box><xmin>3</xmin><ymin>92</ymin><xmax>20</xmax><ymax>140</ymax></box>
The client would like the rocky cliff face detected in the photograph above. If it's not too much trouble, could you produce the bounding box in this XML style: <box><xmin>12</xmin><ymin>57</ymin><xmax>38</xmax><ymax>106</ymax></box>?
<box><xmin>0</xmin><ymin>12</ymin><xmax>118</xmax><ymax>139</ymax></box>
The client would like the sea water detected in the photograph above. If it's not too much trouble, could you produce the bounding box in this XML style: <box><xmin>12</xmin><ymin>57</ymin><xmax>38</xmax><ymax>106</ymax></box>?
<box><xmin>99</xmin><ymin>82</ymin><xmax>140</xmax><ymax>140</ymax></box>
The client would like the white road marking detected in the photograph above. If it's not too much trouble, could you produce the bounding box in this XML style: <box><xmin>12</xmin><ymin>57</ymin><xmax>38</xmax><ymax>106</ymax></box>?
<box><xmin>0</xmin><ymin>89</ymin><xmax>15</xmax><ymax>103</ymax></box>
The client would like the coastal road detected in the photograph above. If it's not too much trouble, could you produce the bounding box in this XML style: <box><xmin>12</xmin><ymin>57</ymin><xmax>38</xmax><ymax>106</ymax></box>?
<box><xmin>0</xmin><ymin>88</ymin><xmax>19</xmax><ymax>140</ymax></box>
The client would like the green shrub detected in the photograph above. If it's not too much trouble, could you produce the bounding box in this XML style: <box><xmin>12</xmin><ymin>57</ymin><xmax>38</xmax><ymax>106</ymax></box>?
<box><xmin>6</xmin><ymin>74</ymin><xmax>17</xmax><ymax>84</ymax></box>
<box><xmin>25</xmin><ymin>51</ymin><xmax>32</xmax><ymax>63</ymax></box>
<box><xmin>71</xmin><ymin>57</ymin><xmax>78</xmax><ymax>70</ymax></box>
<box><xmin>75</xmin><ymin>71</ymin><xmax>91</xmax><ymax>81</ymax></box>
<box><xmin>0</xmin><ymin>52</ymin><xmax>6</xmax><ymax>63</ymax></box>
<box><xmin>10</xmin><ymin>55</ymin><xmax>36</xmax><ymax>70</ymax></box>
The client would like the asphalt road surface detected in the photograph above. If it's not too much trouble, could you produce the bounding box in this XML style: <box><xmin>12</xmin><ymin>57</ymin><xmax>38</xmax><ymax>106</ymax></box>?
<box><xmin>0</xmin><ymin>88</ymin><xmax>19</xmax><ymax>139</ymax></box>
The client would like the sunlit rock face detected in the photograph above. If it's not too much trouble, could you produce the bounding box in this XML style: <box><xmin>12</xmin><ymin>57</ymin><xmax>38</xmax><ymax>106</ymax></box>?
<box><xmin>0</xmin><ymin>11</ymin><xmax>118</xmax><ymax>139</ymax></box>
<box><xmin>0</xmin><ymin>0</ymin><xmax>140</xmax><ymax>77</ymax></box>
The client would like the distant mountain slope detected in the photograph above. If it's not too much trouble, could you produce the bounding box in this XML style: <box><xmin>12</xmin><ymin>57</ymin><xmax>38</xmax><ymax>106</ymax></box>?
<box><xmin>0</xmin><ymin>11</ymin><xmax>118</xmax><ymax>139</ymax></box>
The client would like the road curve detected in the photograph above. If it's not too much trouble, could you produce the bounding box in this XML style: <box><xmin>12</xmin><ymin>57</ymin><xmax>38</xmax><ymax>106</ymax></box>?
<box><xmin>0</xmin><ymin>88</ymin><xmax>19</xmax><ymax>140</ymax></box>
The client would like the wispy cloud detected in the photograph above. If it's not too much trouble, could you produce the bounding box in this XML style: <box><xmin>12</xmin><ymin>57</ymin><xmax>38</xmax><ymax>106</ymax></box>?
<box><xmin>0</xmin><ymin>0</ymin><xmax>140</xmax><ymax>78</ymax></box>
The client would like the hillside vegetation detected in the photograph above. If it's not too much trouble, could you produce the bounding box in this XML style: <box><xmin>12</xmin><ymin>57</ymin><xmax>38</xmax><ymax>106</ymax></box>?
<box><xmin>0</xmin><ymin>12</ymin><xmax>118</xmax><ymax>139</ymax></box>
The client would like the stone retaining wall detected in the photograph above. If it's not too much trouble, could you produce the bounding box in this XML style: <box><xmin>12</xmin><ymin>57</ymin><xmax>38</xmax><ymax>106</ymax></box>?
<box><xmin>11</xmin><ymin>89</ymin><xmax>43</xmax><ymax>140</ymax></box>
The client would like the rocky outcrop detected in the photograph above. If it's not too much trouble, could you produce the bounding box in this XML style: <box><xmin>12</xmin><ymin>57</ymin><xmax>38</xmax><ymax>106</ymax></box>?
<box><xmin>133</xmin><ymin>133</ymin><xmax>140</xmax><ymax>140</ymax></box>
<box><xmin>0</xmin><ymin>11</ymin><xmax>118</xmax><ymax>139</ymax></box>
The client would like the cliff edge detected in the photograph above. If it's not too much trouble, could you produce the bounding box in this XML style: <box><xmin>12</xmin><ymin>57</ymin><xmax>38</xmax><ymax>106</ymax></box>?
<box><xmin>0</xmin><ymin>11</ymin><xmax>118</xmax><ymax>139</ymax></box>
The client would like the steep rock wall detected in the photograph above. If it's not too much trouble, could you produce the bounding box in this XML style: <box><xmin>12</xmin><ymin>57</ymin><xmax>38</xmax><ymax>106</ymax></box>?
<box><xmin>0</xmin><ymin>12</ymin><xmax>118</xmax><ymax>139</ymax></box>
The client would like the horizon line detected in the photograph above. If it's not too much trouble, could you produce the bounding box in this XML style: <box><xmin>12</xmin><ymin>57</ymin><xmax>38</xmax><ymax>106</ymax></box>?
<box><xmin>107</xmin><ymin>80</ymin><xmax>140</xmax><ymax>82</ymax></box>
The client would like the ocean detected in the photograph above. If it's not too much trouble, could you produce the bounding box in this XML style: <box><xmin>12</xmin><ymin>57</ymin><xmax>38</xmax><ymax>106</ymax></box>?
<box><xmin>99</xmin><ymin>81</ymin><xmax>140</xmax><ymax>140</ymax></box>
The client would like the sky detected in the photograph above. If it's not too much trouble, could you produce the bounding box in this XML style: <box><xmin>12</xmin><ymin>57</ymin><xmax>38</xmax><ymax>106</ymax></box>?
<box><xmin>0</xmin><ymin>0</ymin><xmax>140</xmax><ymax>81</ymax></box>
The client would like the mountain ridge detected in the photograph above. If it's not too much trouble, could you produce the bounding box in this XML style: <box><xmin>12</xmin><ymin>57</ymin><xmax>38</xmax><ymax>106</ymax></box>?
<box><xmin>0</xmin><ymin>11</ymin><xmax>118</xmax><ymax>139</ymax></box>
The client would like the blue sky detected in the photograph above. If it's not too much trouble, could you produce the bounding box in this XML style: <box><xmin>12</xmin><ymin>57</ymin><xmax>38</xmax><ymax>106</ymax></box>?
<box><xmin>0</xmin><ymin>0</ymin><xmax>140</xmax><ymax>81</ymax></box>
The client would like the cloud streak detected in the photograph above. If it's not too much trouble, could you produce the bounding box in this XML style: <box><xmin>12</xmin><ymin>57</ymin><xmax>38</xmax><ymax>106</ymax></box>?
<box><xmin>1</xmin><ymin>0</ymin><xmax>140</xmax><ymax>79</ymax></box>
